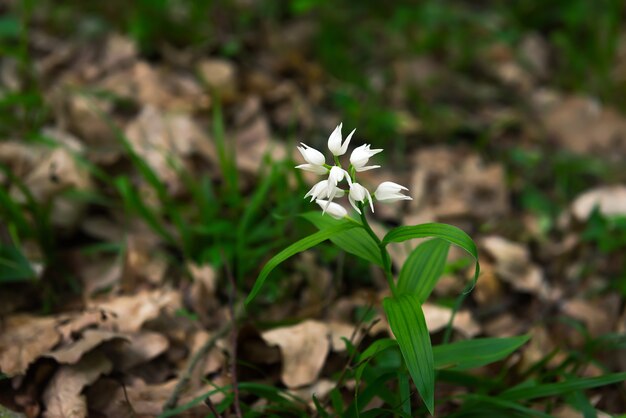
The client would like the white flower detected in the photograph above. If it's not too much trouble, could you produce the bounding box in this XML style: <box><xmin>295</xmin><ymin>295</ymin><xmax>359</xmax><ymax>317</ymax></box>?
<box><xmin>296</xmin><ymin>143</ymin><xmax>327</xmax><ymax>174</ymax></box>
<box><xmin>374</xmin><ymin>181</ymin><xmax>412</xmax><ymax>202</ymax></box>
<box><xmin>348</xmin><ymin>182</ymin><xmax>374</xmax><ymax>214</ymax></box>
<box><xmin>350</xmin><ymin>144</ymin><xmax>382</xmax><ymax>172</ymax></box>
<box><xmin>304</xmin><ymin>180</ymin><xmax>345</xmax><ymax>202</ymax></box>
<box><xmin>328</xmin><ymin>123</ymin><xmax>356</xmax><ymax>156</ymax></box>
<box><xmin>328</xmin><ymin>166</ymin><xmax>352</xmax><ymax>189</ymax></box>
<box><xmin>316</xmin><ymin>199</ymin><xmax>348</xmax><ymax>220</ymax></box>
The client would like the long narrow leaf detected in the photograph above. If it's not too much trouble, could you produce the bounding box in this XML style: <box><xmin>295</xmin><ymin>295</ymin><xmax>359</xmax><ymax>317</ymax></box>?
<box><xmin>383</xmin><ymin>294</ymin><xmax>434</xmax><ymax>414</ymax></box>
<box><xmin>383</xmin><ymin>223</ymin><xmax>479</xmax><ymax>286</ymax></box>
<box><xmin>302</xmin><ymin>212</ymin><xmax>383</xmax><ymax>266</ymax></box>
<box><xmin>397</xmin><ymin>238</ymin><xmax>450</xmax><ymax>301</ymax></box>
<box><xmin>245</xmin><ymin>222</ymin><xmax>358</xmax><ymax>305</ymax></box>
<box><xmin>433</xmin><ymin>336</ymin><xmax>529</xmax><ymax>370</ymax></box>
<box><xmin>500</xmin><ymin>372</ymin><xmax>626</xmax><ymax>401</ymax></box>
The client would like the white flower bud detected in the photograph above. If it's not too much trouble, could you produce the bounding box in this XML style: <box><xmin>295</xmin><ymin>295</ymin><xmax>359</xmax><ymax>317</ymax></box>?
<box><xmin>316</xmin><ymin>199</ymin><xmax>348</xmax><ymax>220</ymax></box>
<box><xmin>374</xmin><ymin>181</ymin><xmax>412</xmax><ymax>202</ymax></box>
<box><xmin>304</xmin><ymin>180</ymin><xmax>344</xmax><ymax>202</ymax></box>
<box><xmin>348</xmin><ymin>182</ymin><xmax>374</xmax><ymax>214</ymax></box>
<box><xmin>327</xmin><ymin>123</ymin><xmax>355</xmax><ymax>156</ymax></box>
<box><xmin>297</xmin><ymin>143</ymin><xmax>326</xmax><ymax>166</ymax></box>
<box><xmin>350</xmin><ymin>144</ymin><xmax>382</xmax><ymax>172</ymax></box>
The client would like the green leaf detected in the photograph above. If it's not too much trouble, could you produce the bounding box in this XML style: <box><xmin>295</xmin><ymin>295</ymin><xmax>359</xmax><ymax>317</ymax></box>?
<box><xmin>500</xmin><ymin>372</ymin><xmax>626</xmax><ymax>401</ymax></box>
<box><xmin>301</xmin><ymin>211</ymin><xmax>383</xmax><ymax>266</ymax></box>
<box><xmin>383</xmin><ymin>294</ymin><xmax>434</xmax><ymax>414</ymax></box>
<box><xmin>454</xmin><ymin>394</ymin><xmax>554</xmax><ymax>418</ymax></box>
<box><xmin>397</xmin><ymin>238</ymin><xmax>450</xmax><ymax>302</ymax></box>
<box><xmin>433</xmin><ymin>336</ymin><xmax>530</xmax><ymax>370</ymax></box>
<box><xmin>245</xmin><ymin>221</ymin><xmax>358</xmax><ymax>305</ymax></box>
<box><xmin>383</xmin><ymin>223</ymin><xmax>480</xmax><ymax>287</ymax></box>
<box><xmin>0</xmin><ymin>244</ymin><xmax>37</xmax><ymax>283</ymax></box>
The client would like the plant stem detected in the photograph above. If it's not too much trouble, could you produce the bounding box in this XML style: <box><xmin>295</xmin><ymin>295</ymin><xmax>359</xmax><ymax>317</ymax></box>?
<box><xmin>357</xmin><ymin>203</ymin><xmax>398</xmax><ymax>297</ymax></box>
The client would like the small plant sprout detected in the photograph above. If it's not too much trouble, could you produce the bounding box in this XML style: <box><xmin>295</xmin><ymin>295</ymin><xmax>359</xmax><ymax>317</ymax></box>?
<box><xmin>247</xmin><ymin>123</ymin><xmax>487</xmax><ymax>415</ymax></box>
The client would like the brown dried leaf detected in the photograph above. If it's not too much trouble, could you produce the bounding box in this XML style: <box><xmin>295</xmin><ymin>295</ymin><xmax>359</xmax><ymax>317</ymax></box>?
<box><xmin>571</xmin><ymin>185</ymin><xmax>626</xmax><ymax>220</ymax></box>
<box><xmin>261</xmin><ymin>320</ymin><xmax>330</xmax><ymax>388</ymax></box>
<box><xmin>124</xmin><ymin>106</ymin><xmax>213</xmax><ymax>194</ymax></box>
<box><xmin>0</xmin><ymin>315</ymin><xmax>60</xmax><ymax>377</ymax></box>
<box><xmin>409</xmin><ymin>147</ymin><xmax>509</xmax><ymax>221</ymax></box>
<box><xmin>421</xmin><ymin>303</ymin><xmax>480</xmax><ymax>338</ymax></box>
<box><xmin>87</xmin><ymin>289</ymin><xmax>182</xmax><ymax>333</ymax></box>
<box><xmin>234</xmin><ymin>116</ymin><xmax>271</xmax><ymax>174</ymax></box>
<box><xmin>482</xmin><ymin>236</ymin><xmax>549</xmax><ymax>298</ymax></box>
<box><xmin>42</xmin><ymin>350</ymin><xmax>112</xmax><ymax>418</ymax></box>
<box><xmin>327</xmin><ymin>322</ymin><xmax>359</xmax><ymax>352</ymax></box>
<box><xmin>188</xmin><ymin>262</ymin><xmax>217</xmax><ymax>321</ymax></box>
<box><xmin>87</xmin><ymin>377</ymin><xmax>222</xmax><ymax>418</ymax></box>
<box><xmin>107</xmin><ymin>331</ymin><xmax>170</xmax><ymax>371</ymax></box>
<box><xmin>534</xmin><ymin>94</ymin><xmax>626</xmax><ymax>159</ymax></box>
<box><xmin>561</xmin><ymin>299</ymin><xmax>614</xmax><ymax>337</ymax></box>
<box><xmin>44</xmin><ymin>329</ymin><xmax>126</xmax><ymax>365</ymax></box>
<box><xmin>197</xmin><ymin>58</ymin><xmax>237</xmax><ymax>100</ymax></box>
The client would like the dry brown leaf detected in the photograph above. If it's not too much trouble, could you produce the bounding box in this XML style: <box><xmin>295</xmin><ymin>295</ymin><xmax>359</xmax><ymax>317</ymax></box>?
<box><xmin>561</xmin><ymin>299</ymin><xmax>614</xmax><ymax>337</ymax></box>
<box><xmin>482</xmin><ymin>236</ymin><xmax>549</xmax><ymax>298</ymax></box>
<box><xmin>519</xmin><ymin>33</ymin><xmax>550</xmax><ymax>79</ymax></box>
<box><xmin>534</xmin><ymin>94</ymin><xmax>626</xmax><ymax>158</ymax></box>
<box><xmin>121</xmin><ymin>234</ymin><xmax>168</xmax><ymax>291</ymax></box>
<box><xmin>570</xmin><ymin>185</ymin><xmax>626</xmax><ymax>220</ymax></box>
<box><xmin>93</xmin><ymin>59</ymin><xmax>209</xmax><ymax>112</ymax></box>
<box><xmin>44</xmin><ymin>329</ymin><xmax>126</xmax><ymax>365</ymax></box>
<box><xmin>185</xmin><ymin>330</ymin><xmax>226</xmax><ymax>389</ymax></box>
<box><xmin>87</xmin><ymin>377</ymin><xmax>222</xmax><ymax>418</ymax></box>
<box><xmin>421</xmin><ymin>303</ymin><xmax>481</xmax><ymax>338</ymax></box>
<box><xmin>87</xmin><ymin>289</ymin><xmax>181</xmax><ymax>333</ymax></box>
<box><xmin>288</xmin><ymin>379</ymin><xmax>335</xmax><ymax>405</ymax></box>
<box><xmin>234</xmin><ymin>116</ymin><xmax>271</xmax><ymax>174</ymax></box>
<box><xmin>188</xmin><ymin>262</ymin><xmax>217</xmax><ymax>321</ymax></box>
<box><xmin>261</xmin><ymin>320</ymin><xmax>330</xmax><ymax>388</ymax></box>
<box><xmin>42</xmin><ymin>350</ymin><xmax>112</xmax><ymax>418</ymax></box>
<box><xmin>472</xmin><ymin>262</ymin><xmax>504</xmax><ymax>306</ymax></box>
<box><xmin>327</xmin><ymin>322</ymin><xmax>359</xmax><ymax>352</ymax></box>
<box><xmin>483</xmin><ymin>313</ymin><xmax>526</xmax><ymax>338</ymax></box>
<box><xmin>0</xmin><ymin>315</ymin><xmax>61</xmax><ymax>377</ymax></box>
<box><xmin>518</xmin><ymin>326</ymin><xmax>564</xmax><ymax>371</ymax></box>
<box><xmin>107</xmin><ymin>331</ymin><xmax>170</xmax><ymax>371</ymax></box>
<box><xmin>197</xmin><ymin>58</ymin><xmax>237</xmax><ymax>100</ymax></box>
<box><xmin>408</xmin><ymin>147</ymin><xmax>509</xmax><ymax>221</ymax></box>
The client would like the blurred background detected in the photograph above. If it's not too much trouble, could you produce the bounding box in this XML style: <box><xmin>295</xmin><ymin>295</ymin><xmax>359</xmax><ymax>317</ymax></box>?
<box><xmin>1</xmin><ymin>0</ymin><xmax>626</xmax><ymax>416</ymax></box>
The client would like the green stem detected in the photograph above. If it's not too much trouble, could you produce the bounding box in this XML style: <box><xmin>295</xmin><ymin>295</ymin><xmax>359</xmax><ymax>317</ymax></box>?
<box><xmin>357</xmin><ymin>203</ymin><xmax>398</xmax><ymax>297</ymax></box>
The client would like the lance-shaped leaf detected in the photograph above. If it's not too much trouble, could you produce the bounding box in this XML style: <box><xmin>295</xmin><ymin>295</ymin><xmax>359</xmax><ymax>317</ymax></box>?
<box><xmin>397</xmin><ymin>238</ymin><xmax>450</xmax><ymax>302</ymax></box>
<box><xmin>301</xmin><ymin>212</ymin><xmax>383</xmax><ymax>266</ymax></box>
<box><xmin>433</xmin><ymin>335</ymin><xmax>529</xmax><ymax>370</ymax></box>
<box><xmin>383</xmin><ymin>223</ymin><xmax>479</xmax><ymax>287</ymax></box>
<box><xmin>245</xmin><ymin>221</ymin><xmax>358</xmax><ymax>305</ymax></box>
<box><xmin>383</xmin><ymin>294</ymin><xmax>434</xmax><ymax>414</ymax></box>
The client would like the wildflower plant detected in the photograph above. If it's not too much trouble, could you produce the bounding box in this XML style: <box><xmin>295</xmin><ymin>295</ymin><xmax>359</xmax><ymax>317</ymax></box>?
<box><xmin>246</xmin><ymin>124</ymin><xmax>528</xmax><ymax>414</ymax></box>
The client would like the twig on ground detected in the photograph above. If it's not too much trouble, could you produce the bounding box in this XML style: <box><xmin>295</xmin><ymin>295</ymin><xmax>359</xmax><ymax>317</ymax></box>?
<box><xmin>162</xmin><ymin>319</ymin><xmax>233</xmax><ymax>411</ymax></box>
<box><xmin>222</xmin><ymin>250</ymin><xmax>243</xmax><ymax>418</ymax></box>
<box><xmin>204</xmin><ymin>396</ymin><xmax>223</xmax><ymax>418</ymax></box>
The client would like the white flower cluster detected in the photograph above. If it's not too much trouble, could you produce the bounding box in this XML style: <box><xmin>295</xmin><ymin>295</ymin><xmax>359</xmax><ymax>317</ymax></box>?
<box><xmin>296</xmin><ymin>123</ymin><xmax>412</xmax><ymax>219</ymax></box>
